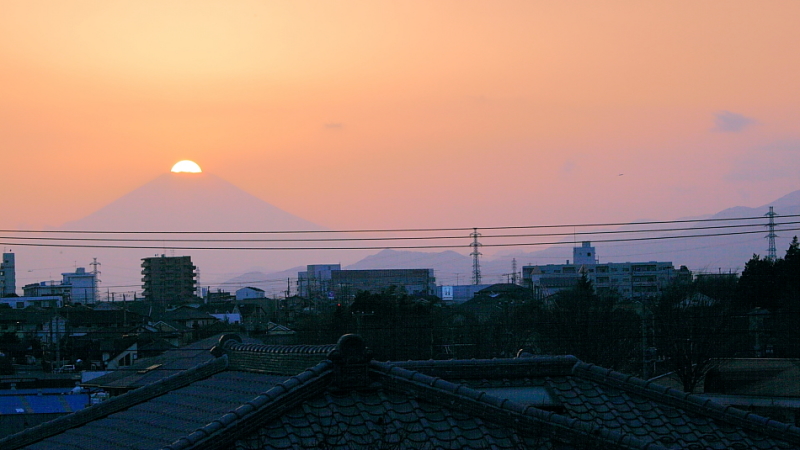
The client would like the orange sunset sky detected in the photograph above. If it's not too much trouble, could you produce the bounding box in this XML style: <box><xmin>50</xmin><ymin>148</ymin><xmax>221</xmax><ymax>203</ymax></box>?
<box><xmin>2</xmin><ymin>1</ymin><xmax>799</xmax><ymax>233</ymax></box>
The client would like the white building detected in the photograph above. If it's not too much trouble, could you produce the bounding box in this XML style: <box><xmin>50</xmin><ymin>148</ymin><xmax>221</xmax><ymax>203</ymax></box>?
<box><xmin>523</xmin><ymin>242</ymin><xmax>691</xmax><ymax>299</ymax></box>
<box><xmin>23</xmin><ymin>267</ymin><xmax>97</xmax><ymax>305</ymax></box>
<box><xmin>236</xmin><ymin>286</ymin><xmax>266</xmax><ymax>300</ymax></box>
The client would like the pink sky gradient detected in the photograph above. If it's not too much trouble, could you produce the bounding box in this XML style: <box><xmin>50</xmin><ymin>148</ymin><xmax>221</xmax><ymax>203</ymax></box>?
<box><xmin>2</xmin><ymin>1</ymin><xmax>799</xmax><ymax>233</ymax></box>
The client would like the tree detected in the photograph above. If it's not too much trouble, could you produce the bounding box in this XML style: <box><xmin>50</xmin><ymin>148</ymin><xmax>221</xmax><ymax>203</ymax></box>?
<box><xmin>736</xmin><ymin>255</ymin><xmax>779</xmax><ymax>311</ymax></box>
<box><xmin>538</xmin><ymin>277</ymin><xmax>640</xmax><ymax>373</ymax></box>
<box><xmin>734</xmin><ymin>237</ymin><xmax>800</xmax><ymax>357</ymax></box>
<box><xmin>654</xmin><ymin>280</ymin><xmax>734</xmax><ymax>392</ymax></box>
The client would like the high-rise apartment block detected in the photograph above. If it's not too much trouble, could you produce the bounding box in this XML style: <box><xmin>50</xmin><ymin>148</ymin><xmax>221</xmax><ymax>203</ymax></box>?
<box><xmin>141</xmin><ymin>255</ymin><xmax>197</xmax><ymax>306</ymax></box>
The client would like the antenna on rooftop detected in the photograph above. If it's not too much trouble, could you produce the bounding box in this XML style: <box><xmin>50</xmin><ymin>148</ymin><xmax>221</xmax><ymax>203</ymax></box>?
<box><xmin>766</xmin><ymin>206</ymin><xmax>778</xmax><ymax>261</ymax></box>
<box><xmin>470</xmin><ymin>228</ymin><xmax>482</xmax><ymax>285</ymax></box>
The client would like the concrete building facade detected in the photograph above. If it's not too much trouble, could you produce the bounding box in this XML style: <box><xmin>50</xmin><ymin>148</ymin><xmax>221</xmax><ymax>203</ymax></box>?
<box><xmin>141</xmin><ymin>255</ymin><xmax>197</xmax><ymax>306</ymax></box>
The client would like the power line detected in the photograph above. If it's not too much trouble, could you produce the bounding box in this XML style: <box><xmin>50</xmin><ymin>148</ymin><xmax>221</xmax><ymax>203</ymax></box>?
<box><xmin>1</xmin><ymin>226</ymin><xmax>799</xmax><ymax>251</ymax></box>
<box><xmin>2</xmin><ymin>220</ymin><xmax>799</xmax><ymax>243</ymax></box>
<box><xmin>1</xmin><ymin>213</ymin><xmax>797</xmax><ymax>235</ymax></box>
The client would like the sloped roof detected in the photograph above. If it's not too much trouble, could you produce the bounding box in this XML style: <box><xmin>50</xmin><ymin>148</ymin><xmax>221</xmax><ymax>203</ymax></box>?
<box><xmin>82</xmin><ymin>334</ymin><xmax>246</xmax><ymax>391</ymax></box>
<box><xmin>4</xmin><ymin>335</ymin><xmax>800</xmax><ymax>450</ymax></box>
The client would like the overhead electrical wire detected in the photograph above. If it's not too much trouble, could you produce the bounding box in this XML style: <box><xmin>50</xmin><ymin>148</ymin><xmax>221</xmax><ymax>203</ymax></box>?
<box><xmin>1</xmin><ymin>219</ymin><xmax>799</xmax><ymax>244</ymax></box>
<box><xmin>1</xmin><ymin>227</ymin><xmax>798</xmax><ymax>251</ymax></box>
<box><xmin>0</xmin><ymin>213</ymin><xmax>796</xmax><ymax>235</ymax></box>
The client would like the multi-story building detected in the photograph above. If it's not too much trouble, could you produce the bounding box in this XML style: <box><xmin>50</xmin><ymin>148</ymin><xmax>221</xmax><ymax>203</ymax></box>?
<box><xmin>0</xmin><ymin>252</ymin><xmax>15</xmax><ymax>296</ymax></box>
<box><xmin>22</xmin><ymin>267</ymin><xmax>97</xmax><ymax>305</ymax></box>
<box><xmin>523</xmin><ymin>241</ymin><xmax>690</xmax><ymax>299</ymax></box>
<box><xmin>141</xmin><ymin>255</ymin><xmax>197</xmax><ymax>306</ymax></box>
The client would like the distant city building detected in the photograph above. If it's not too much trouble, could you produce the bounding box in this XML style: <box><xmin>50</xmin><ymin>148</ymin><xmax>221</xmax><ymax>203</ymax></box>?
<box><xmin>523</xmin><ymin>241</ymin><xmax>691</xmax><ymax>299</ymax></box>
<box><xmin>236</xmin><ymin>286</ymin><xmax>266</xmax><ymax>300</ymax></box>
<box><xmin>297</xmin><ymin>264</ymin><xmax>341</xmax><ymax>298</ymax></box>
<box><xmin>141</xmin><ymin>255</ymin><xmax>197</xmax><ymax>306</ymax></box>
<box><xmin>436</xmin><ymin>284</ymin><xmax>492</xmax><ymax>304</ymax></box>
<box><xmin>22</xmin><ymin>267</ymin><xmax>97</xmax><ymax>304</ymax></box>
<box><xmin>62</xmin><ymin>267</ymin><xmax>97</xmax><ymax>304</ymax></box>
<box><xmin>330</xmin><ymin>268</ymin><xmax>436</xmax><ymax>301</ymax></box>
<box><xmin>298</xmin><ymin>265</ymin><xmax>437</xmax><ymax>301</ymax></box>
<box><xmin>0</xmin><ymin>252</ymin><xmax>15</xmax><ymax>296</ymax></box>
<box><xmin>205</xmin><ymin>289</ymin><xmax>235</xmax><ymax>303</ymax></box>
<box><xmin>0</xmin><ymin>295</ymin><xmax>63</xmax><ymax>309</ymax></box>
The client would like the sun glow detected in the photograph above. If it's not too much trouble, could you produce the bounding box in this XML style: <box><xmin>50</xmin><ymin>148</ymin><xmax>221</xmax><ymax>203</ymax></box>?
<box><xmin>171</xmin><ymin>160</ymin><xmax>202</xmax><ymax>173</ymax></box>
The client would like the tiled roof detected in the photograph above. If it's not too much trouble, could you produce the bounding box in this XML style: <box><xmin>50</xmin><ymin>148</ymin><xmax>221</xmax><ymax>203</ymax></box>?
<box><xmin>4</xmin><ymin>334</ymin><xmax>800</xmax><ymax>450</ymax></box>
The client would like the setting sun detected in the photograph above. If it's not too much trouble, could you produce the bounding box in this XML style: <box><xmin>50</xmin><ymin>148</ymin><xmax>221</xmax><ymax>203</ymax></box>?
<box><xmin>170</xmin><ymin>160</ymin><xmax>202</xmax><ymax>173</ymax></box>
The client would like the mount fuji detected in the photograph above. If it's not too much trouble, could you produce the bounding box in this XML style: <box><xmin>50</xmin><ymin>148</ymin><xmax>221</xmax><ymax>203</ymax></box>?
<box><xmin>15</xmin><ymin>171</ymin><xmax>361</xmax><ymax>295</ymax></box>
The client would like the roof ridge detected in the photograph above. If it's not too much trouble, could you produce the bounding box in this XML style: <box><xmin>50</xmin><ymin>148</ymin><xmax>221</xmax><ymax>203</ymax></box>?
<box><xmin>225</xmin><ymin>342</ymin><xmax>337</xmax><ymax>354</ymax></box>
<box><xmin>371</xmin><ymin>360</ymin><xmax>667</xmax><ymax>450</ymax></box>
<box><xmin>391</xmin><ymin>355</ymin><xmax>579</xmax><ymax>379</ymax></box>
<box><xmin>162</xmin><ymin>360</ymin><xmax>334</xmax><ymax>450</ymax></box>
<box><xmin>0</xmin><ymin>355</ymin><xmax>229</xmax><ymax>450</ymax></box>
<box><xmin>572</xmin><ymin>361</ymin><xmax>800</xmax><ymax>446</ymax></box>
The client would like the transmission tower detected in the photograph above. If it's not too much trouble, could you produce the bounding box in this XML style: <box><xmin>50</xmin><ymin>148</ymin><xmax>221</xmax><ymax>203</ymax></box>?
<box><xmin>90</xmin><ymin>257</ymin><xmax>101</xmax><ymax>302</ymax></box>
<box><xmin>470</xmin><ymin>228</ymin><xmax>482</xmax><ymax>285</ymax></box>
<box><xmin>766</xmin><ymin>206</ymin><xmax>778</xmax><ymax>261</ymax></box>
<box><xmin>511</xmin><ymin>258</ymin><xmax>518</xmax><ymax>285</ymax></box>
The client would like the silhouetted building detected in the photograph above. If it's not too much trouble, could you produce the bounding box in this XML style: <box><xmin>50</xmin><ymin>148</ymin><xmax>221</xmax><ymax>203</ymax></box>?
<box><xmin>141</xmin><ymin>255</ymin><xmax>197</xmax><ymax>306</ymax></box>
<box><xmin>330</xmin><ymin>268</ymin><xmax>436</xmax><ymax>301</ymax></box>
<box><xmin>0</xmin><ymin>253</ymin><xmax>15</xmax><ymax>296</ymax></box>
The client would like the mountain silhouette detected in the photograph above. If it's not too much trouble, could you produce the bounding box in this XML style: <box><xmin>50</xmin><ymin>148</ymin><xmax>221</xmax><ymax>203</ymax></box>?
<box><xmin>16</xmin><ymin>172</ymin><xmax>353</xmax><ymax>293</ymax></box>
<box><xmin>62</xmin><ymin>173</ymin><xmax>322</xmax><ymax>232</ymax></box>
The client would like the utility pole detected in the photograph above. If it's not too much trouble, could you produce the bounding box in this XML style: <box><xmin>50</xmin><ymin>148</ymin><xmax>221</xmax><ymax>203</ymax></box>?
<box><xmin>470</xmin><ymin>228</ymin><xmax>482</xmax><ymax>285</ymax></box>
<box><xmin>766</xmin><ymin>206</ymin><xmax>778</xmax><ymax>261</ymax></box>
